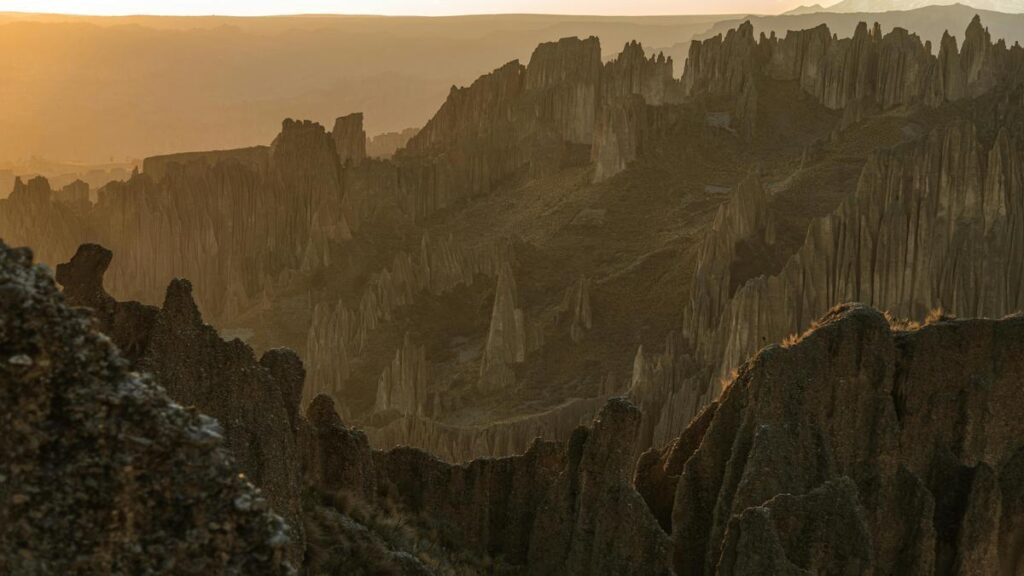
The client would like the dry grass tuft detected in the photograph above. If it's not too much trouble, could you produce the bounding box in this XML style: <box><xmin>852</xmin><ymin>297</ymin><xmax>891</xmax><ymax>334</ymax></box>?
<box><xmin>883</xmin><ymin>310</ymin><xmax>921</xmax><ymax>332</ymax></box>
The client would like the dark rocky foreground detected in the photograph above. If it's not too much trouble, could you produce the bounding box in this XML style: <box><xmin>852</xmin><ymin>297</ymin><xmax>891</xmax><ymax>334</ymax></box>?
<box><xmin>3</xmin><ymin>239</ymin><xmax>1024</xmax><ymax>574</ymax></box>
<box><xmin>0</xmin><ymin>243</ymin><xmax>293</xmax><ymax>573</ymax></box>
<box><xmin>639</xmin><ymin>303</ymin><xmax>1024</xmax><ymax>575</ymax></box>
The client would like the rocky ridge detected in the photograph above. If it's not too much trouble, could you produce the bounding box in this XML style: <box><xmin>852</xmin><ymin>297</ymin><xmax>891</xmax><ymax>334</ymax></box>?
<box><xmin>43</xmin><ymin>241</ymin><xmax>673</xmax><ymax>573</ymax></box>
<box><xmin>637</xmin><ymin>303</ymin><xmax>1024</xmax><ymax>576</ymax></box>
<box><xmin>55</xmin><ymin>243</ymin><xmax>307</xmax><ymax>562</ymax></box>
<box><xmin>681</xmin><ymin>16</ymin><xmax>1024</xmax><ymax>129</ymax></box>
<box><xmin>0</xmin><ymin>242</ymin><xmax>294</xmax><ymax>575</ymax></box>
<box><xmin>641</xmin><ymin>98</ymin><xmax>1024</xmax><ymax>447</ymax></box>
<box><xmin>12</xmin><ymin>237</ymin><xmax>1024</xmax><ymax>574</ymax></box>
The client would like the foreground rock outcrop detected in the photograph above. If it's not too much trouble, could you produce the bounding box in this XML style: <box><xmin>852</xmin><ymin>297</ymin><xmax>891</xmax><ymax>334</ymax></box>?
<box><xmin>55</xmin><ymin>243</ymin><xmax>306</xmax><ymax>561</ymax></box>
<box><xmin>637</xmin><ymin>303</ymin><xmax>1024</xmax><ymax>575</ymax></box>
<box><xmin>0</xmin><ymin>242</ymin><xmax>293</xmax><ymax>574</ymax></box>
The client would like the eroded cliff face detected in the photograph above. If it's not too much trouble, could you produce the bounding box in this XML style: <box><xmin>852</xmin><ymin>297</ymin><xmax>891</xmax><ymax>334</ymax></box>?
<box><xmin>637</xmin><ymin>303</ymin><xmax>1024</xmax><ymax>576</ymax></box>
<box><xmin>628</xmin><ymin>174</ymin><xmax>778</xmax><ymax>448</ymax></box>
<box><xmin>50</xmin><ymin>242</ymin><xmax>669</xmax><ymax>572</ymax></box>
<box><xmin>56</xmin><ymin>243</ymin><xmax>307</xmax><ymax>562</ymax></box>
<box><xmin>365</xmin><ymin>395</ymin><xmax>610</xmax><ymax>464</ymax></box>
<box><xmin>364</xmin><ymin>399</ymin><xmax>673</xmax><ymax>575</ymax></box>
<box><xmin>303</xmin><ymin>234</ymin><xmax>511</xmax><ymax>410</ymax></box>
<box><xmin>5</xmin><ymin>16</ymin><xmax>1024</xmax><ymax>470</ymax></box>
<box><xmin>685</xmin><ymin>16</ymin><xmax>1024</xmax><ymax>113</ymax></box>
<box><xmin>0</xmin><ymin>242</ymin><xmax>293</xmax><ymax>575</ymax></box>
<box><xmin>333</xmin><ymin>113</ymin><xmax>367</xmax><ymax>166</ymax></box>
<box><xmin>674</xmin><ymin>115</ymin><xmax>1024</xmax><ymax>428</ymax></box>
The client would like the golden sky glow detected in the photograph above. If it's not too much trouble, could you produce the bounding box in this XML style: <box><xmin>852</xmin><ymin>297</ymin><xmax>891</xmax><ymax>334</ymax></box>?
<box><xmin>0</xmin><ymin>0</ymin><xmax>810</xmax><ymax>16</ymax></box>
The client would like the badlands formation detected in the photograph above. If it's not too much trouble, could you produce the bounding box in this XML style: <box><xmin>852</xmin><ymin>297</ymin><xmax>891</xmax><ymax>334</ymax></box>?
<box><xmin>2</xmin><ymin>12</ymin><xmax>1024</xmax><ymax>575</ymax></box>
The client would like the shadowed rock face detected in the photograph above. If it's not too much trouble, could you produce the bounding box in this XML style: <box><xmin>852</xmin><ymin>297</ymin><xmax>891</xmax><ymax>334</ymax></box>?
<box><xmin>672</xmin><ymin>110</ymin><xmax>1024</xmax><ymax>434</ymax></box>
<box><xmin>636</xmin><ymin>303</ymin><xmax>1024</xmax><ymax>576</ymax></box>
<box><xmin>371</xmin><ymin>398</ymin><xmax>673</xmax><ymax>575</ymax></box>
<box><xmin>0</xmin><ymin>241</ymin><xmax>293</xmax><ymax>575</ymax></box>
<box><xmin>333</xmin><ymin>113</ymin><xmax>367</xmax><ymax>166</ymax></box>
<box><xmin>55</xmin><ymin>243</ymin><xmax>306</xmax><ymax>563</ymax></box>
<box><xmin>684</xmin><ymin>16</ymin><xmax>1024</xmax><ymax>112</ymax></box>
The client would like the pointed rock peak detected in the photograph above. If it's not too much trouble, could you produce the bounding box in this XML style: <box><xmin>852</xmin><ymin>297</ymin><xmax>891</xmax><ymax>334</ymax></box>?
<box><xmin>162</xmin><ymin>278</ymin><xmax>203</xmax><ymax>327</ymax></box>
<box><xmin>9</xmin><ymin>175</ymin><xmax>52</xmax><ymax>202</ymax></box>
<box><xmin>259</xmin><ymin>347</ymin><xmax>305</xmax><ymax>424</ymax></box>
<box><xmin>582</xmin><ymin>398</ymin><xmax>642</xmax><ymax>481</ymax></box>
<box><xmin>968</xmin><ymin>14</ymin><xmax>983</xmax><ymax>31</ymax></box>
<box><xmin>55</xmin><ymin>243</ymin><xmax>113</xmax><ymax>300</ymax></box>
<box><xmin>495</xmin><ymin>260</ymin><xmax>519</xmax><ymax>305</ymax></box>
<box><xmin>854</xmin><ymin>21</ymin><xmax>868</xmax><ymax>38</ymax></box>
<box><xmin>307</xmin><ymin>394</ymin><xmax>346</xmax><ymax>429</ymax></box>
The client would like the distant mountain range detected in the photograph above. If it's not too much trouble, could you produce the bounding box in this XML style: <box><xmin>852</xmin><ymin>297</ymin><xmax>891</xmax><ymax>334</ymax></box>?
<box><xmin>787</xmin><ymin>0</ymin><xmax>1024</xmax><ymax>14</ymax></box>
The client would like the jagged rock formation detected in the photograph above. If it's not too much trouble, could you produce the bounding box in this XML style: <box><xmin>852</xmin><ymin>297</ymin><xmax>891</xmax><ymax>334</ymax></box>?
<box><xmin>592</xmin><ymin>95</ymin><xmax>648</xmax><ymax>182</ymax></box>
<box><xmin>684</xmin><ymin>173</ymin><xmax>775</xmax><ymax>350</ymax></box>
<box><xmin>55</xmin><ymin>243</ymin><xmax>158</xmax><ymax>358</ymax></box>
<box><xmin>684</xmin><ymin>16</ymin><xmax>1024</xmax><ymax>115</ymax></box>
<box><xmin>371</xmin><ymin>399</ymin><xmax>672</xmax><ymax>575</ymax></box>
<box><xmin>673</xmin><ymin>116</ymin><xmax>1024</xmax><ymax>436</ymax></box>
<box><xmin>53</xmin><ymin>178</ymin><xmax>89</xmax><ymax>206</ymax></box>
<box><xmin>0</xmin><ymin>176</ymin><xmax>91</xmax><ymax>278</ymax></box>
<box><xmin>141</xmin><ymin>145</ymin><xmax>269</xmax><ymax>181</ymax></box>
<box><xmin>0</xmin><ymin>118</ymin><xmax>355</xmax><ymax>323</ymax></box>
<box><xmin>682</xmin><ymin>22</ymin><xmax>760</xmax><ymax>100</ymax></box>
<box><xmin>637</xmin><ymin>303</ymin><xmax>1024</xmax><ymax>576</ymax></box>
<box><xmin>374</xmin><ymin>332</ymin><xmax>429</xmax><ymax>415</ymax></box>
<box><xmin>300</xmin><ymin>395</ymin><xmax>378</xmax><ymax>500</ymax></box>
<box><xmin>303</xmin><ymin>235</ymin><xmax>510</xmax><ymax>406</ymax></box>
<box><xmin>332</xmin><ymin>113</ymin><xmax>367</xmax><ymax>166</ymax></box>
<box><xmin>399</xmin><ymin>36</ymin><xmax>683</xmax><ymax>188</ymax></box>
<box><xmin>479</xmin><ymin>261</ymin><xmax>540</xmax><ymax>392</ymax></box>
<box><xmin>6</xmin><ymin>16</ymin><xmax>1024</xmax><ymax>471</ymax></box>
<box><xmin>366</xmin><ymin>127</ymin><xmax>420</xmax><ymax>158</ymax></box>
<box><xmin>558</xmin><ymin>275</ymin><xmax>593</xmax><ymax>343</ymax></box>
<box><xmin>56</xmin><ymin>244</ymin><xmax>306</xmax><ymax>561</ymax></box>
<box><xmin>629</xmin><ymin>174</ymin><xmax>777</xmax><ymax>448</ymax></box>
<box><xmin>0</xmin><ymin>241</ymin><xmax>293</xmax><ymax>575</ymax></box>
<box><xmin>365</xmin><ymin>396</ymin><xmax>610</xmax><ymax>463</ymax></box>
<box><xmin>603</xmin><ymin>41</ymin><xmax>681</xmax><ymax>107</ymax></box>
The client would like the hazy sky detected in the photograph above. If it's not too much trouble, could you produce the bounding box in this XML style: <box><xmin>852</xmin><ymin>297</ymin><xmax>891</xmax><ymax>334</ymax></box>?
<box><xmin>0</xmin><ymin>0</ymin><xmax>811</xmax><ymax>16</ymax></box>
